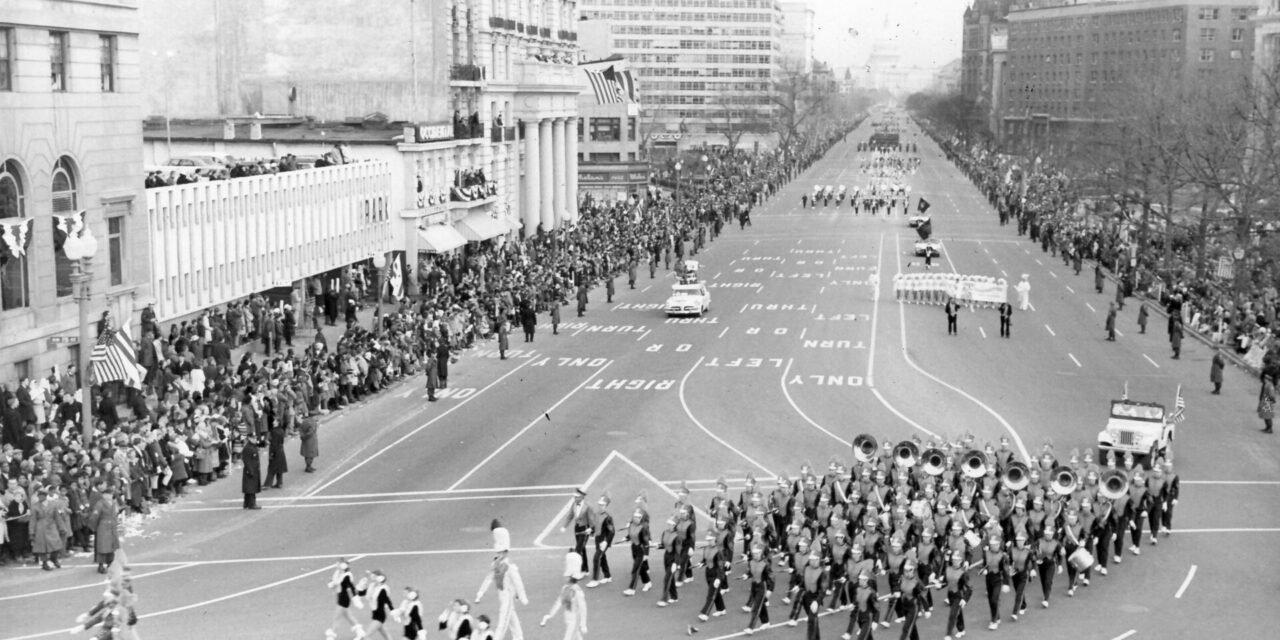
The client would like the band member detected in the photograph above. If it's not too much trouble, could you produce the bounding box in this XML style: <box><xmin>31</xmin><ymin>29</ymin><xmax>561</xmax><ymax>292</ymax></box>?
<box><xmin>696</xmin><ymin>529</ymin><xmax>728</xmax><ymax>621</ymax></box>
<box><xmin>1160</xmin><ymin>459</ymin><xmax>1179</xmax><ymax>535</ymax></box>
<box><xmin>326</xmin><ymin>557</ymin><xmax>365</xmax><ymax>640</ymax></box>
<box><xmin>897</xmin><ymin>559</ymin><xmax>927</xmax><ymax>640</ymax></box>
<box><xmin>540</xmin><ymin>552</ymin><xmax>588</xmax><ymax>640</ymax></box>
<box><xmin>845</xmin><ymin>571</ymin><xmax>878</xmax><ymax>640</ymax></box>
<box><xmin>1126</xmin><ymin>469</ymin><xmax>1150</xmax><ymax>555</ymax></box>
<box><xmin>561</xmin><ymin>488</ymin><xmax>594</xmax><ymax>576</ymax></box>
<box><xmin>588</xmin><ymin>493</ymin><xmax>614</xmax><ymax>587</ymax></box>
<box><xmin>914</xmin><ymin>527</ymin><xmax>939</xmax><ymax>617</ymax></box>
<box><xmin>1033</xmin><ymin>526</ymin><xmax>1064</xmax><ymax>608</ymax></box>
<box><xmin>1061</xmin><ymin>510</ymin><xmax>1088</xmax><ymax>597</ymax></box>
<box><xmin>657</xmin><ymin>516</ymin><xmax>682</xmax><ymax>607</ymax></box>
<box><xmin>361</xmin><ymin>570</ymin><xmax>394</xmax><ymax>640</ymax></box>
<box><xmin>940</xmin><ymin>550</ymin><xmax>971</xmax><ymax>640</ymax></box>
<box><xmin>798</xmin><ymin>546</ymin><xmax>827</xmax><ymax>639</ymax></box>
<box><xmin>475</xmin><ymin>523</ymin><xmax>529</xmax><ymax>640</ymax></box>
<box><xmin>437</xmin><ymin>599</ymin><xmax>474</xmax><ymax>640</ymax></box>
<box><xmin>978</xmin><ymin>535</ymin><xmax>1009</xmax><ymax>629</ymax></box>
<box><xmin>1008</xmin><ymin>533</ymin><xmax>1033</xmax><ymax>621</ymax></box>
<box><xmin>880</xmin><ymin>535</ymin><xmax>909</xmax><ymax>626</ymax></box>
<box><xmin>394</xmin><ymin>587</ymin><xmax>424</xmax><ymax>640</ymax></box>
<box><xmin>1145</xmin><ymin>465</ymin><xmax>1168</xmax><ymax>544</ymax></box>
<box><xmin>622</xmin><ymin>508</ymin><xmax>652</xmax><ymax>596</ymax></box>
<box><xmin>1093</xmin><ymin>498</ymin><xmax>1115</xmax><ymax>576</ymax></box>
<box><xmin>743</xmin><ymin>544</ymin><xmax>774</xmax><ymax>635</ymax></box>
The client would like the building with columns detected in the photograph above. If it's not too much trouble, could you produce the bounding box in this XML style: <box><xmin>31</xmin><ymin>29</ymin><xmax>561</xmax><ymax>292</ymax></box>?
<box><xmin>1</xmin><ymin>0</ymin><xmax>151</xmax><ymax>384</ymax></box>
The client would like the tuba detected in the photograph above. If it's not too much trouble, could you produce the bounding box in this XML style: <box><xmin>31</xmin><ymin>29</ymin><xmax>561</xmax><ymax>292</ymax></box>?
<box><xmin>894</xmin><ymin>441</ymin><xmax>920</xmax><ymax>468</ymax></box>
<box><xmin>1050</xmin><ymin>466</ymin><xmax>1078</xmax><ymax>496</ymax></box>
<box><xmin>960</xmin><ymin>449</ymin><xmax>987</xmax><ymax>479</ymax></box>
<box><xmin>853</xmin><ymin>434</ymin><xmax>878</xmax><ymax>463</ymax></box>
<box><xmin>1099</xmin><ymin>469</ymin><xmax>1129</xmax><ymax>500</ymax></box>
<box><xmin>921</xmin><ymin>448</ymin><xmax>947</xmax><ymax>476</ymax></box>
<box><xmin>1002</xmin><ymin>461</ymin><xmax>1030</xmax><ymax>492</ymax></box>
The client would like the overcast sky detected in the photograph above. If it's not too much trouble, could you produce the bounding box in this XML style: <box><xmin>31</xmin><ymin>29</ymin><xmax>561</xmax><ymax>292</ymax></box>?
<box><xmin>811</xmin><ymin>0</ymin><xmax>965</xmax><ymax>72</ymax></box>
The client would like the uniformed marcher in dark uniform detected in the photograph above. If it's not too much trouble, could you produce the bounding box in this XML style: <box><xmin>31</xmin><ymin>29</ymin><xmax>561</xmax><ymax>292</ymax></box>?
<box><xmin>941</xmin><ymin>550</ymin><xmax>971</xmax><ymax>640</ymax></box>
<box><xmin>657</xmin><ymin>516</ymin><xmax>682</xmax><ymax>607</ymax></box>
<box><xmin>743</xmin><ymin>544</ymin><xmax>774</xmax><ymax>635</ymax></box>
<box><xmin>622</xmin><ymin>507</ymin><xmax>652</xmax><ymax>596</ymax></box>
<box><xmin>1033</xmin><ymin>526</ymin><xmax>1063</xmax><ymax>608</ymax></box>
<box><xmin>998</xmin><ymin>302</ymin><xmax>1012</xmax><ymax>338</ymax></box>
<box><xmin>589</xmin><ymin>493</ymin><xmax>615</xmax><ymax>587</ymax></box>
<box><xmin>696</xmin><ymin>529</ymin><xmax>728</xmax><ymax>621</ymax></box>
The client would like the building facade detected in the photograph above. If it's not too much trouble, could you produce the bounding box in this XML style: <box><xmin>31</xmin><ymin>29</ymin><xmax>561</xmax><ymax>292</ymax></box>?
<box><xmin>579</xmin><ymin>0</ymin><xmax>783</xmax><ymax>150</ymax></box>
<box><xmin>1254</xmin><ymin>0</ymin><xmax>1280</xmax><ymax>73</ymax></box>
<box><xmin>1</xmin><ymin>0</ymin><xmax>150</xmax><ymax>384</ymax></box>
<box><xmin>576</xmin><ymin>56</ymin><xmax>646</xmax><ymax>201</ymax></box>
<box><xmin>780</xmin><ymin>0</ymin><xmax>815</xmax><ymax>73</ymax></box>
<box><xmin>961</xmin><ymin>0</ymin><xmax>1013</xmax><ymax>107</ymax></box>
<box><xmin>1001</xmin><ymin>0</ymin><xmax>1258</xmax><ymax>143</ymax></box>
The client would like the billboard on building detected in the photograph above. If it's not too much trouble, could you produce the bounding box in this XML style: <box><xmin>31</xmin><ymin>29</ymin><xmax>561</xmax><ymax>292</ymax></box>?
<box><xmin>991</xmin><ymin>24</ymin><xmax>1008</xmax><ymax>52</ymax></box>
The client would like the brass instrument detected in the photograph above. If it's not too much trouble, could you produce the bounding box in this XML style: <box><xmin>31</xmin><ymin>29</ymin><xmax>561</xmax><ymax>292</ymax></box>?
<box><xmin>960</xmin><ymin>449</ymin><xmax>987</xmax><ymax>479</ymax></box>
<box><xmin>1002</xmin><ymin>461</ymin><xmax>1030</xmax><ymax>492</ymax></box>
<box><xmin>894</xmin><ymin>441</ymin><xmax>920</xmax><ymax>468</ymax></box>
<box><xmin>921</xmin><ymin>448</ymin><xmax>947</xmax><ymax>476</ymax></box>
<box><xmin>853</xmin><ymin>434</ymin><xmax>878</xmax><ymax>463</ymax></box>
<box><xmin>1099</xmin><ymin>468</ymin><xmax>1129</xmax><ymax>500</ymax></box>
<box><xmin>1050</xmin><ymin>466</ymin><xmax>1078</xmax><ymax>496</ymax></box>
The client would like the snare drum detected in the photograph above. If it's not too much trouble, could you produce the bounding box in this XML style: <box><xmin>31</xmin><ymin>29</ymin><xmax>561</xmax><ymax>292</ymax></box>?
<box><xmin>964</xmin><ymin>531</ymin><xmax>982</xmax><ymax>548</ymax></box>
<box><xmin>1068</xmin><ymin>548</ymin><xmax>1094</xmax><ymax>571</ymax></box>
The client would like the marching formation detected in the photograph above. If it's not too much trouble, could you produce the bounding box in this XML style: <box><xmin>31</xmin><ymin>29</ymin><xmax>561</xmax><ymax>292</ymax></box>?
<box><xmin>893</xmin><ymin>274</ymin><xmax>1008</xmax><ymax>309</ymax></box>
<box><xmin>541</xmin><ymin>433</ymin><xmax>1179</xmax><ymax>640</ymax></box>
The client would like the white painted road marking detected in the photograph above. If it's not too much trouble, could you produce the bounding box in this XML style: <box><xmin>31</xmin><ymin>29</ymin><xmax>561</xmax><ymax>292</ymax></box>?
<box><xmin>718</xmin><ymin>326</ymin><xmax>730</xmax><ymax>339</ymax></box>
<box><xmin>448</xmin><ymin>361</ymin><xmax>614</xmax><ymax>490</ymax></box>
<box><xmin>1175</xmin><ymin>565</ymin><xmax>1198</xmax><ymax>599</ymax></box>
<box><xmin>979</xmin><ymin>326</ymin><xmax>987</xmax><ymax>339</ymax></box>
<box><xmin>1045</xmin><ymin>324</ymin><xmax>1056</xmax><ymax>336</ymax></box>
<box><xmin>780</xmin><ymin>359</ymin><xmax>851</xmax><ymax>446</ymax></box>
<box><xmin>1069</xmin><ymin>353</ymin><xmax>1082</xmax><ymax>367</ymax></box>
<box><xmin>679</xmin><ymin>357</ymin><xmax>773</xmax><ymax>475</ymax></box>
<box><xmin>1066</xmin><ymin>285</ymin><xmax>1075</xmax><ymax>293</ymax></box>
<box><xmin>1086</xmin><ymin>302</ymin><xmax>1097</xmax><ymax>313</ymax></box>
<box><xmin>1049</xmin><ymin>271</ymin><xmax>1058</xmax><ymax>278</ymax></box>
<box><xmin>1111</xmin><ymin>631</ymin><xmax>1138</xmax><ymax>640</ymax></box>
<box><xmin>1143</xmin><ymin>354</ymin><xmax>1160</xmax><ymax>368</ymax></box>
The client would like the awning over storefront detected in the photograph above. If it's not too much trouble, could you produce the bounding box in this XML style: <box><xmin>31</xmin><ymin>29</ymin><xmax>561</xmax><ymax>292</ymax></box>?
<box><xmin>455</xmin><ymin>212</ymin><xmax>507</xmax><ymax>242</ymax></box>
<box><xmin>503</xmin><ymin>216</ymin><xmax>523</xmax><ymax>232</ymax></box>
<box><xmin>418</xmin><ymin>224</ymin><xmax>468</xmax><ymax>253</ymax></box>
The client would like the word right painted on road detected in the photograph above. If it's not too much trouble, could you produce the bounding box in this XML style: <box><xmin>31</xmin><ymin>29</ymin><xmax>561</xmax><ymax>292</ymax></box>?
<box><xmin>585</xmin><ymin>379</ymin><xmax>675</xmax><ymax>391</ymax></box>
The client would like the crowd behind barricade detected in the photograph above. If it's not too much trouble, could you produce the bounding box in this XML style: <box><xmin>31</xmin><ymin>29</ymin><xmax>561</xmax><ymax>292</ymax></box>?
<box><xmin>925</xmin><ymin>124</ymin><xmax>1280</xmax><ymax>377</ymax></box>
<box><xmin>145</xmin><ymin>145</ymin><xmax>355</xmax><ymax>189</ymax></box>
<box><xmin>0</xmin><ymin>123</ymin><xmax>856</xmax><ymax>576</ymax></box>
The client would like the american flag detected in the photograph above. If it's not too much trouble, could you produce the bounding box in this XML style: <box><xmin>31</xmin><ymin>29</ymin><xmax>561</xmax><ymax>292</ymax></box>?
<box><xmin>89</xmin><ymin>327</ymin><xmax>143</xmax><ymax>388</ymax></box>
<box><xmin>584</xmin><ymin>66</ymin><xmax>623</xmax><ymax>105</ymax></box>
<box><xmin>1170</xmin><ymin>384</ymin><xmax>1186</xmax><ymax>423</ymax></box>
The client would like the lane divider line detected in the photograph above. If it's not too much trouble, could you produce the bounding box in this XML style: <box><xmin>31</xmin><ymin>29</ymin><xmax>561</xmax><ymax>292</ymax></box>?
<box><xmin>306</xmin><ymin>357</ymin><xmax>537</xmax><ymax>497</ymax></box>
<box><xmin>718</xmin><ymin>326</ymin><xmax>730</xmax><ymax>339</ymax></box>
<box><xmin>1143</xmin><ymin>354</ymin><xmax>1161</xmax><ymax>368</ymax></box>
<box><xmin>780</xmin><ymin>358</ymin><xmax>852</xmax><ymax>447</ymax></box>
<box><xmin>1045</xmin><ymin>324</ymin><xmax>1056</xmax><ymax>336</ymax></box>
<box><xmin>1111</xmin><ymin>630</ymin><xmax>1138</xmax><ymax>640</ymax></box>
<box><xmin>1066</xmin><ymin>285</ymin><xmax>1075</xmax><ymax>293</ymax></box>
<box><xmin>1069</xmin><ymin>353</ymin><xmax>1083</xmax><ymax>368</ymax></box>
<box><xmin>678</xmin><ymin>357</ymin><xmax>774</xmax><ymax>475</ymax></box>
<box><xmin>448</xmin><ymin>361</ymin><xmax>614</xmax><ymax>491</ymax></box>
<box><xmin>867</xmin><ymin>232</ymin><xmax>885</xmax><ymax>387</ymax></box>
<box><xmin>1174</xmin><ymin>564</ymin><xmax>1197</xmax><ymax>599</ymax></box>
<box><xmin>979</xmin><ymin>326</ymin><xmax>987</xmax><ymax>339</ymax></box>
<box><xmin>1086</xmin><ymin>302</ymin><xmax>1097</xmax><ymax>313</ymax></box>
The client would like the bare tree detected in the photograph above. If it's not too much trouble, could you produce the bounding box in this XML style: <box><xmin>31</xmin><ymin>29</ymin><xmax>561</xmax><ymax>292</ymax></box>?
<box><xmin>770</xmin><ymin>58</ymin><xmax>836</xmax><ymax>150</ymax></box>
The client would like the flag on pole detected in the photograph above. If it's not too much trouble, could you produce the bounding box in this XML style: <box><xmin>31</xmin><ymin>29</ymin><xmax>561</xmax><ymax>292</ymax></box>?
<box><xmin>917</xmin><ymin>198</ymin><xmax>931</xmax><ymax>213</ymax></box>
<box><xmin>89</xmin><ymin>327</ymin><xmax>143</xmax><ymax>388</ymax></box>
<box><xmin>387</xmin><ymin>251</ymin><xmax>404</xmax><ymax>300</ymax></box>
<box><xmin>616</xmin><ymin>69</ymin><xmax>638</xmax><ymax>102</ymax></box>
<box><xmin>1172</xmin><ymin>386</ymin><xmax>1187</xmax><ymax>422</ymax></box>
<box><xmin>1122</xmin><ymin>380</ymin><xmax>1129</xmax><ymax>400</ymax></box>
<box><xmin>584</xmin><ymin>66</ymin><xmax>623</xmax><ymax>105</ymax></box>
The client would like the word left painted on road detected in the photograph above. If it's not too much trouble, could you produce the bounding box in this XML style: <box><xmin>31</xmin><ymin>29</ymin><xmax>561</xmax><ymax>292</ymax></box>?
<box><xmin>585</xmin><ymin>379</ymin><xmax>675</xmax><ymax>391</ymax></box>
<box><xmin>703</xmin><ymin>357</ymin><xmax>785</xmax><ymax>368</ymax></box>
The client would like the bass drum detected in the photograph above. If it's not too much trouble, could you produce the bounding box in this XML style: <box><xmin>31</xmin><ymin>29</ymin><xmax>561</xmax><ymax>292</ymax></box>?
<box><xmin>1068</xmin><ymin>548</ymin><xmax>1094</xmax><ymax>572</ymax></box>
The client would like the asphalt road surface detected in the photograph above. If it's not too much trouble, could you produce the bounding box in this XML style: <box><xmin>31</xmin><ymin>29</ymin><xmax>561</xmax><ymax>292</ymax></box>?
<box><xmin>4</xmin><ymin>120</ymin><xmax>1279</xmax><ymax>640</ymax></box>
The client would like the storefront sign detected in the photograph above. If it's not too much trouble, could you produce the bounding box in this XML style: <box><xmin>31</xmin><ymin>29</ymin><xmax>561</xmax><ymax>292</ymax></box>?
<box><xmin>415</xmin><ymin>124</ymin><xmax>453</xmax><ymax>142</ymax></box>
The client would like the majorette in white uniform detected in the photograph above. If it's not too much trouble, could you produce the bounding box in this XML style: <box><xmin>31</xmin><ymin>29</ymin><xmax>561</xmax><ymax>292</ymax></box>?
<box><xmin>476</xmin><ymin>521</ymin><xmax>529</xmax><ymax>640</ymax></box>
<box><xmin>541</xmin><ymin>551</ymin><xmax>589</xmax><ymax>640</ymax></box>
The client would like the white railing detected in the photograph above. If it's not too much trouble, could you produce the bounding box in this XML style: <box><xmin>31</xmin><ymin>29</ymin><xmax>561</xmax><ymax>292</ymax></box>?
<box><xmin>146</xmin><ymin>161</ymin><xmax>394</xmax><ymax>321</ymax></box>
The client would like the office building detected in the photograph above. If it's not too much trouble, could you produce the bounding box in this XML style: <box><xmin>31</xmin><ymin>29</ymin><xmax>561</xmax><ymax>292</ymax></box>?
<box><xmin>579</xmin><ymin>0</ymin><xmax>784</xmax><ymax>150</ymax></box>
<box><xmin>1</xmin><ymin>0</ymin><xmax>150</xmax><ymax>382</ymax></box>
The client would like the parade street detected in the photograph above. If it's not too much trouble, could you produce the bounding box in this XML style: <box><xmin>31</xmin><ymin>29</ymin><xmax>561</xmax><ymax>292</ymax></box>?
<box><xmin>2</xmin><ymin>122</ymin><xmax>1278</xmax><ymax>640</ymax></box>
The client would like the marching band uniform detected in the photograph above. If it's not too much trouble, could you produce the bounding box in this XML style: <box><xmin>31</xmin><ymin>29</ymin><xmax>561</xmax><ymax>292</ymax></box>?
<box><xmin>437</xmin><ymin>600</ymin><xmax>474</xmax><ymax>640</ymax></box>
<box><xmin>1160</xmin><ymin>460</ymin><xmax>1179</xmax><ymax>534</ymax></box>
<box><xmin>359</xmin><ymin>571</ymin><xmax>394</xmax><ymax>640</ymax></box>
<box><xmin>475</xmin><ymin>525</ymin><xmax>529</xmax><ymax>640</ymax></box>
<box><xmin>939</xmin><ymin>551</ymin><xmax>970</xmax><ymax>640</ymax></box>
<box><xmin>880</xmin><ymin>537</ymin><xmax>908</xmax><ymax>625</ymax></box>
<box><xmin>1008</xmin><ymin>535</ymin><xmax>1033</xmax><ymax>620</ymax></box>
<box><xmin>657</xmin><ymin>517</ymin><xmax>682</xmax><ymax>606</ymax></box>
<box><xmin>326</xmin><ymin>558</ymin><xmax>365</xmax><ymax>639</ymax></box>
<box><xmin>1126</xmin><ymin>471</ymin><xmax>1150</xmax><ymax>555</ymax></box>
<box><xmin>1033</xmin><ymin>528</ymin><xmax>1063</xmax><ymax>608</ymax></box>
<box><xmin>588</xmin><ymin>495</ymin><xmax>614</xmax><ymax>587</ymax></box>
<box><xmin>394</xmin><ymin>589</ymin><xmax>424</xmax><ymax>640</ymax></box>
<box><xmin>743</xmin><ymin>545</ymin><xmax>774</xmax><ymax>634</ymax></box>
<box><xmin>623</xmin><ymin>508</ymin><xmax>652</xmax><ymax>595</ymax></box>
<box><xmin>1145</xmin><ymin>466</ymin><xmax>1167</xmax><ymax>543</ymax></box>
<box><xmin>979</xmin><ymin>538</ymin><xmax>1009</xmax><ymax>629</ymax></box>
<box><xmin>541</xmin><ymin>552</ymin><xmax>588</xmax><ymax>640</ymax></box>
<box><xmin>697</xmin><ymin>529</ymin><xmax>728</xmax><ymax>620</ymax></box>
<box><xmin>799</xmin><ymin>550</ymin><xmax>827</xmax><ymax>640</ymax></box>
<box><xmin>896</xmin><ymin>560</ymin><xmax>927</xmax><ymax>640</ymax></box>
<box><xmin>844</xmin><ymin>571</ymin><xmax>879</xmax><ymax>640</ymax></box>
<box><xmin>1109</xmin><ymin>485</ymin><xmax>1132</xmax><ymax>565</ymax></box>
<box><xmin>1061</xmin><ymin>511</ymin><xmax>1089</xmax><ymax>596</ymax></box>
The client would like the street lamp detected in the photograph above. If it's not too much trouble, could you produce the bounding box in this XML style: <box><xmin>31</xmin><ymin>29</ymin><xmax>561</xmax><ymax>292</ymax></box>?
<box><xmin>61</xmin><ymin>227</ymin><xmax>99</xmax><ymax>445</ymax></box>
<box><xmin>371</xmin><ymin>252</ymin><xmax>387</xmax><ymax>334</ymax></box>
<box><xmin>673</xmin><ymin>160</ymin><xmax>683</xmax><ymax>239</ymax></box>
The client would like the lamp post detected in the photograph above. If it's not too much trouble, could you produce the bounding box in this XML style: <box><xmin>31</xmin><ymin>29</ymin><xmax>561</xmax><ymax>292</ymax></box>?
<box><xmin>673</xmin><ymin>160</ymin><xmax>683</xmax><ymax>241</ymax></box>
<box><xmin>371</xmin><ymin>251</ymin><xmax>387</xmax><ymax>334</ymax></box>
<box><xmin>62</xmin><ymin>228</ymin><xmax>99</xmax><ymax>446</ymax></box>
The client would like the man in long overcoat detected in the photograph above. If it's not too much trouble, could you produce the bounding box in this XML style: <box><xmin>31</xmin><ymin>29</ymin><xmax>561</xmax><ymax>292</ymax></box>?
<box><xmin>266</xmin><ymin>424</ymin><xmax>287</xmax><ymax>489</ymax></box>
<box><xmin>299</xmin><ymin>412</ymin><xmax>320</xmax><ymax>473</ymax></box>
<box><xmin>87</xmin><ymin>485</ymin><xmax>120</xmax><ymax>573</ymax></box>
<box><xmin>242</xmin><ymin>439</ymin><xmax>262</xmax><ymax>510</ymax></box>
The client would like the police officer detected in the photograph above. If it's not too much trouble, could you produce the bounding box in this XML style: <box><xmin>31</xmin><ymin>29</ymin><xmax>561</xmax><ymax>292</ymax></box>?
<box><xmin>998</xmin><ymin>301</ymin><xmax>1012</xmax><ymax>338</ymax></box>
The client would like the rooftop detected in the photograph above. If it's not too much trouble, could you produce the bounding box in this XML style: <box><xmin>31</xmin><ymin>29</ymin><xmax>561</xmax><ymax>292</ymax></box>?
<box><xmin>142</xmin><ymin>118</ymin><xmax>409</xmax><ymax>145</ymax></box>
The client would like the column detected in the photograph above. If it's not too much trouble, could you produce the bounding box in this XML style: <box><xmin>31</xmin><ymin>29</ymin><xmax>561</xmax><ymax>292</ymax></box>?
<box><xmin>523</xmin><ymin>121</ymin><xmax>541</xmax><ymax>237</ymax></box>
<box><xmin>539</xmin><ymin>118</ymin><xmax>555</xmax><ymax>231</ymax></box>
<box><xmin>552</xmin><ymin>118</ymin><xmax>567</xmax><ymax>227</ymax></box>
<box><xmin>566</xmin><ymin>116</ymin><xmax>579</xmax><ymax>222</ymax></box>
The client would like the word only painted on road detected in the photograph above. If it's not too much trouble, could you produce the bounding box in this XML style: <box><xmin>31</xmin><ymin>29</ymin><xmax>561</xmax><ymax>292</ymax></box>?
<box><xmin>787</xmin><ymin>375</ymin><xmax>866</xmax><ymax>387</ymax></box>
<box><xmin>585</xmin><ymin>378</ymin><xmax>675</xmax><ymax>391</ymax></box>
<box><xmin>530</xmin><ymin>357</ymin><xmax>610</xmax><ymax>367</ymax></box>
<box><xmin>703</xmin><ymin>357</ymin><xmax>785</xmax><ymax>368</ymax></box>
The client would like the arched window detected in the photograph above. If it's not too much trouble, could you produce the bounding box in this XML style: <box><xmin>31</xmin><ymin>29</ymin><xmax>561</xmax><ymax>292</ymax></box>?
<box><xmin>0</xmin><ymin>159</ymin><xmax>29</xmax><ymax>310</ymax></box>
<box><xmin>51</xmin><ymin>156</ymin><xmax>78</xmax><ymax>297</ymax></box>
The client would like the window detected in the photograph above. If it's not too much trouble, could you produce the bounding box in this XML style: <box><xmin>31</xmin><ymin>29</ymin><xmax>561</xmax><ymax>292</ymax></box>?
<box><xmin>1230</xmin><ymin>49</ymin><xmax>1243</xmax><ymax>60</ymax></box>
<box><xmin>51</xmin><ymin>157</ymin><xmax>78</xmax><ymax>297</ymax></box>
<box><xmin>1199</xmin><ymin>8</ymin><xmax>1219</xmax><ymax>20</ymax></box>
<box><xmin>1200</xmin><ymin>48</ymin><xmax>1215</xmax><ymax>62</ymax></box>
<box><xmin>107</xmin><ymin>216</ymin><xmax>123</xmax><ymax>286</ymax></box>
<box><xmin>99</xmin><ymin>35</ymin><xmax>116</xmax><ymax>92</ymax></box>
<box><xmin>49</xmin><ymin>31</ymin><xmax>68</xmax><ymax>91</ymax></box>
<box><xmin>1232</xmin><ymin>27</ymin><xmax>1245</xmax><ymax>42</ymax></box>
<box><xmin>589</xmin><ymin>117</ymin><xmax>621</xmax><ymax>142</ymax></box>
<box><xmin>0</xmin><ymin>28</ymin><xmax>12</xmax><ymax>91</ymax></box>
<box><xmin>1173</xmin><ymin>28</ymin><xmax>1182</xmax><ymax>42</ymax></box>
<box><xmin>0</xmin><ymin>160</ymin><xmax>29</xmax><ymax>310</ymax></box>
<box><xmin>1200</xmin><ymin>28</ymin><xmax>1216</xmax><ymax>42</ymax></box>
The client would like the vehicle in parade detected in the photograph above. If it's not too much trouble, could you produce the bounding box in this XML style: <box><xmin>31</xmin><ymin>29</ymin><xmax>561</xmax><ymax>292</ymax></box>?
<box><xmin>914</xmin><ymin>237</ymin><xmax>942</xmax><ymax>257</ymax></box>
<box><xmin>665</xmin><ymin>260</ymin><xmax>711</xmax><ymax>316</ymax></box>
<box><xmin>908</xmin><ymin>212</ymin><xmax>931</xmax><ymax>228</ymax></box>
<box><xmin>1096</xmin><ymin>398</ymin><xmax>1176</xmax><ymax>465</ymax></box>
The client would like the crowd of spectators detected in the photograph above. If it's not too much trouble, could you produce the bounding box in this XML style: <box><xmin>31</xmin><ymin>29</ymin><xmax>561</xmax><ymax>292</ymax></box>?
<box><xmin>927</xmin><ymin>124</ymin><xmax>1280</xmax><ymax>375</ymax></box>
<box><xmin>144</xmin><ymin>148</ymin><xmax>349</xmax><ymax>189</ymax></box>
<box><xmin>1</xmin><ymin>122</ymin><xmax>856</xmax><ymax>572</ymax></box>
